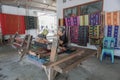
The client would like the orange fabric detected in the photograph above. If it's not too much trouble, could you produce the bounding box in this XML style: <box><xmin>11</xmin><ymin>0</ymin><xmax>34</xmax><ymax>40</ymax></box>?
<box><xmin>0</xmin><ymin>13</ymin><xmax>25</xmax><ymax>35</ymax></box>
<box><xmin>113</xmin><ymin>11</ymin><xmax>119</xmax><ymax>26</ymax></box>
<box><xmin>105</xmin><ymin>12</ymin><xmax>113</xmax><ymax>25</ymax></box>
<box><xmin>59</xmin><ymin>18</ymin><xmax>64</xmax><ymax>26</ymax></box>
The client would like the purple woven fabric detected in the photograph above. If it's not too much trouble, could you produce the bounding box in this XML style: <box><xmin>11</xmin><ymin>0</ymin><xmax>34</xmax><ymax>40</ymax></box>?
<box><xmin>114</xmin><ymin>26</ymin><xmax>119</xmax><ymax>47</ymax></box>
<box><xmin>71</xmin><ymin>16</ymin><xmax>80</xmax><ymax>26</ymax></box>
<box><xmin>89</xmin><ymin>13</ymin><xmax>101</xmax><ymax>26</ymax></box>
<box><xmin>107</xmin><ymin>26</ymin><xmax>112</xmax><ymax>37</ymax></box>
<box><xmin>65</xmin><ymin>17</ymin><xmax>72</xmax><ymax>26</ymax></box>
<box><xmin>70</xmin><ymin>26</ymin><xmax>79</xmax><ymax>43</ymax></box>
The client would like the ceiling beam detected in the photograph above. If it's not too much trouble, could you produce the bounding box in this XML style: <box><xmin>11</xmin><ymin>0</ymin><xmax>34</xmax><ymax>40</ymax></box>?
<box><xmin>1</xmin><ymin>3</ymin><xmax>56</xmax><ymax>12</ymax></box>
<box><xmin>31</xmin><ymin>0</ymin><xmax>56</xmax><ymax>8</ymax></box>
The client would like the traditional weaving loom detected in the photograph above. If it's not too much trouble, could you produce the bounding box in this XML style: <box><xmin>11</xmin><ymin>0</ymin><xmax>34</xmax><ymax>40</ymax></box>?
<box><xmin>41</xmin><ymin>37</ymin><xmax>97</xmax><ymax>80</ymax></box>
<box><xmin>11</xmin><ymin>33</ymin><xmax>33</xmax><ymax>61</ymax></box>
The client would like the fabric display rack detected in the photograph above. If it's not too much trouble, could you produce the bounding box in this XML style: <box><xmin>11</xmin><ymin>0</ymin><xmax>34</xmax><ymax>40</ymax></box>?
<box><xmin>64</xmin><ymin>12</ymin><xmax>103</xmax><ymax>46</ymax></box>
<box><xmin>104</xmin><ymin>11</ymin><xmax>120</xmax><ymax>49</ymax></box>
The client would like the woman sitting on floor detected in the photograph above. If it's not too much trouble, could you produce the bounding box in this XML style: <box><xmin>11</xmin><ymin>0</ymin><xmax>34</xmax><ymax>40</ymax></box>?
<box><xmin>57</xmin><ymin>26</ymin><xmax>68</xmax><ymax>52</ymax></box>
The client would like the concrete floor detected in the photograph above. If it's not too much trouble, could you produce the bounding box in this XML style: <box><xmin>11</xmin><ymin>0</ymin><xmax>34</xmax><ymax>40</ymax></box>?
<box><xmin>0</xmin><ymin>45</ymin><xmax>120</xmax><ymax>80</ymax></box>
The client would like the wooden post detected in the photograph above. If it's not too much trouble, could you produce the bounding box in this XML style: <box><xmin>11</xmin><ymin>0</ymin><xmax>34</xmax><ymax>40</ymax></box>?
<box><xmin>50</xmin><ymin>37</ymin><xmax>58</xmax><ymax>62</ymax></box>
<box><xmin>19</xmin><ymin>35</ymin><xmax>32</xmax><ymax>61</ymax></box>
<box><xmin>44</xmin><ymin>37</ymin><xmax>59</xmax><ymax>80</ymax></box>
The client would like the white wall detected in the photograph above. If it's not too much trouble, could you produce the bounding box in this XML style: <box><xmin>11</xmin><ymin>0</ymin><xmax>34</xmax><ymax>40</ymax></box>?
<box><xmin>104</xmin><ymin>0</ymin><xmax>120</xmax><ymax>12</ymax></box>
<box><xmin>2</xmin><ymin>5</ymin><xmax>37</xmax><ymax>16</ymax></box>
<box><xmin>56</xmin><ymin>0</ymin><xmax>120</xmax><ymax>56</ymax></box>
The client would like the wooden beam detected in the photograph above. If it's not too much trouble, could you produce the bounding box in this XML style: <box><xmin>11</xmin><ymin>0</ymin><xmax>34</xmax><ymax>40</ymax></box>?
<box><xmin>32</xmin><ymin>0</ymin><xmax>56</xmax><ymax>7</ymax></box>
<box><xmin>62</xmin><ymin>52</ymin><xmax>96</xmax><ymax>73</ymax></box>
<box><xmin>48</xmin><ymin>50</ymin><xmax>84</xmax><ymax>67</ymax></box>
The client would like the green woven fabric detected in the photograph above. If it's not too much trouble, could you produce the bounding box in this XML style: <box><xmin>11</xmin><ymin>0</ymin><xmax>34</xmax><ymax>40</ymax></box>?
<box><xmin>80</xmin><ymin>16</ymin><xmax>84</xmax><ymax>26</ymax></box>
<box><xmin>84</xmin><ymin>15</ymin><xmax>89</xmax><ymax>25</ymax></box>
<box><xmin>80</xmin><ymin>15</ymin><xmax>89</xmax><ymax>26</ymax></box>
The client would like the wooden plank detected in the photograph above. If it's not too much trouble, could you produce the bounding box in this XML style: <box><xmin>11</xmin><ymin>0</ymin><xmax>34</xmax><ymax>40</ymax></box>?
<box><xmin>62</xmin><ymin>52</ymin><xmax>96</xmax><ymax>73</ymax></box>
<box><xmin>26</xmin><ymin>35</ymin><xmax>32</xmax><ymax>49</ymax></box>
<box><xmin>13</xmin><ymin>42</ymin><xmax>22</xmax><ymax>46</ymax></box>
<box><xmin>53</xmin><ymin>52</ymin><xmax>96</xmax><ymax>73</ymax></box>
<box><xmin>53</xmin><ymin>66</ymin><xmax>63</xmax><ymax>73</ymax></box>
<box><xmin>48</xmin><ymin>50</ymin><xmax>84</xmax><ymax>67</ymax></box>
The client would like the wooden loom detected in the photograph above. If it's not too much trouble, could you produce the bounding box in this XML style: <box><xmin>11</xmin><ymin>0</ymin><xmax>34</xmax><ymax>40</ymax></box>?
<box><xmin>11</xmin><ymin>33</ymin><xmax>33</xmax><ymax>61</ymax></box>
<box><xmin>42</xmin><ymin>38</ymin><xmax>97</xmax><ymax>80</ymax></box>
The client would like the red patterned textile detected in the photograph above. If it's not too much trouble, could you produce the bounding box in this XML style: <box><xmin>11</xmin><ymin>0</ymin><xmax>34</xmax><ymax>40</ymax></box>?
<box><xmin>0</xmin><ymin>13</ymin><xmax>25</xmax><ymax>35</ymax></box>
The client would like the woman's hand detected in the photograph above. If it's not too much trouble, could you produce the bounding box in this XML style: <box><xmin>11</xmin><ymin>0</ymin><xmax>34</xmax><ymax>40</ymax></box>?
<box><xmin>59</xmin><ymin>40</ymin><xmax>63</xmax><ymax>44</ymax></box>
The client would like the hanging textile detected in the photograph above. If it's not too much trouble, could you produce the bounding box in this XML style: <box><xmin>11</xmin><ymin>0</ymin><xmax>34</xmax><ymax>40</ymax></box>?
<box><xmin>107</xmin><ymin>25</ymin><xmax>113</xmax><ymax>37</ymax></box>
<box><xmin>0</xmin><ymin>14</ymin><xmax>2</xmax><ymax>34</ymax></box>
<box><xmin>104</xmin><ymin>26</ymin><xmax>120</xmax><ymax>49</ymax></box>
<box><xmin>78</xmin><ymin>26</ymin><xmax>89</xmax><ymax>46</ymax></box>
<box><xmin>59</xmin><ymin>18</ymin><xmax>64</xmax><ymax>26</ymax></box>
<box><xmin>89</xmin><ymin>26</ymin><xmax>100</xmax><ymax>38</ymax></box>
<box><xmin>105</xmin><ymin>11</ymin><xmax>120</xmax><ymax>26</ymax></box>
<box><xmin>114</xmin><ymin>26</ymin><xmax>119</xmax><ymax>47</ymax></box>
<box><xmin>25</xmin><ymin>16</ymin><xmax>37</xmax><ymax>30</ymax></box>
<box><xmin>118</xmin><ymin>26</ymin><xmax>120</xmax><ymax>48</ymax></box>
<box><xmin>89</xmin><ymin>12</ymin><xmax>101</xmax><ymax>26</ymax></box>
<box><xmin>105</xmin><ymin>12</ymin><xmax>113</xmax><ymax>26</ymax></box>
<box><xmin>84</xmin><ymin>15</ymin><xmax>89</xmax><ymax>25</ymax></box>
<box><xmin>104</xmin><ymin>26</ymin><xmax>107</xmax><ymax>37</ymax></box>
<box><xmin>1</xmin><ymin>13</ymin><xmax>25</xmax><ymax>35</ymax></box>
<box><xmin>89</xmin><ymin>25</ymin><xmax>101</xmax><ymax>45</ymax></box>
<box><xmin>104</xmin><ymin>11</ymin><xmax>120</xmax><ymax>49</ymax></box>
<box><xmin>79</xmin><ymin>15</ymin><xmax>89</xmax><ymax>26</ymax></box>
<box><xmin>65</xmin><ymin>17</ymin><xmax>72</xmax><ymax>27</ymax></box>
<box><xmin>71</xmin><ymin>16</ymin><xmax>80</xmax><ymax>26</ymax></box>
<box><xmin>80</xmin><ymin>16</ymin><xmax>84</xmax><ymax>26</ymax></box>
<box><xmin>89</xmin><ymin>12</ymin><xmax>102</xmax><ymax>45</ymax></box>
<box><xmin>113</xmin><ymin>11</ymin><xmax>120</xmax><ymax>26</ymax></box>
<box><xmin>70</xmin><ymin>26</ymin><xmax>79</xmax><ymax>43</ymax></box>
